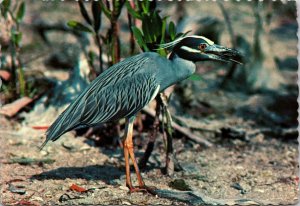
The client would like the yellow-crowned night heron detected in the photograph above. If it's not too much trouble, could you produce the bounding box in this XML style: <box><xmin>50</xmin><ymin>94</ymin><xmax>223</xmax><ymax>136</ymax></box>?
<box><xmin>41</xmin><ymin>35</ymin><xmax>242</xmax><ymax>193</ymax></box>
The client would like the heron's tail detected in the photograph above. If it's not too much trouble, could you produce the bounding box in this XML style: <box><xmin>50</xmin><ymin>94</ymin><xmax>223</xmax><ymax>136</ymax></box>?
<box><xmin>40</xmin><ymin>136</ymin><xmax>51</xmax><ymax>150</ymax></box>
<box><xmin>39</xmin><ymin>123</ymin><xmax>66</xmax><ymax>151</ymax></box>
<box><xmin>39</xmin><ymin>109</ymin><xmax>75</xmax><ymax>150</ymax></box>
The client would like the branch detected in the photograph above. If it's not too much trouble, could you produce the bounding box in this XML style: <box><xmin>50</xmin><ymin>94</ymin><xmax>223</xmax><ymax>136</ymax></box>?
<box><xmin>142</xmin><ymin>107</ymin><xmax>213</xmax><ymax>147</ymax></box>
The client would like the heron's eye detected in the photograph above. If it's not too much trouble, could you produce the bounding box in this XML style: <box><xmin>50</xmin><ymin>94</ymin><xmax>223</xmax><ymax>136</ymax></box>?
<box><xmin>199</xmin><ymin>43</ymin><xmax>207</xmax><ymax>51</ymax></box>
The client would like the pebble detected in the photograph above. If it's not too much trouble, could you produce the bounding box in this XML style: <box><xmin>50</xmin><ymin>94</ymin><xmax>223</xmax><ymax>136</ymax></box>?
<box><xmin>119</xmin><ymin>185</ymin><xmax>129</xmax><ymax>192</ymax></box>
<box><xmin>255</xmin><ymin>188</ymin><xmax>265</xmax><ymax>193</ymax></box>
<box><xmin>40</xmin><ymin>150</ymin><xmax>48</xmax><ymax>156</ymax></box>
<box><xmin>79</xmin><ymin>145</ymin><xmax>91</xmax><ymax>151</ymax></box>
<box><xmin>30</xmin><ymin>196</ymin><xmax>44</xmax><ymax>202</ymax></box>
<box><xmin>44</xmin><ymin>191</ymin><xmax>53</xmax><ymax>198</ymax></box>
<box><xmin>122</xmin><ymin>201</ymin><xmax>132</xmax><ymax>205</ymax></box>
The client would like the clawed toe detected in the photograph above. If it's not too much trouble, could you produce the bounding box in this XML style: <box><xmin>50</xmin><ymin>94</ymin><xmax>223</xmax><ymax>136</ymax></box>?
<box><xmin>128</xmin><ymin>185</ymin><xmax>156</xmax><ymax>195</ymax></box>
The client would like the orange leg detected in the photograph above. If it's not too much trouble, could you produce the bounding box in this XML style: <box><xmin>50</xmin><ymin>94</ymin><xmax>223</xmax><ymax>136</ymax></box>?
<box><xmin>123</xmin><ymin>139</ymin><xmax>132</xmax><ymax>189</ymax></box>
<box><xmin>123</xmin><ymin>117</ymin><xmax>156</xmax><ymax>194</ymax></box>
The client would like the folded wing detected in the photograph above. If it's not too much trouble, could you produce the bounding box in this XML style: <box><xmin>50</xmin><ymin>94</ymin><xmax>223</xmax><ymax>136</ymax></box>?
<box><xmin>41</xmin><ymin>73</ymin><xmax>159</xmax><ymax>148</ymax></box>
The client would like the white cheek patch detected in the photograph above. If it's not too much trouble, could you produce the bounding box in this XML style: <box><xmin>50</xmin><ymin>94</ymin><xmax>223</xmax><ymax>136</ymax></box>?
<box><xmin>180</xmin><ymin>46</ymin><xmax>201</xmax><ymax>53</ymax></box>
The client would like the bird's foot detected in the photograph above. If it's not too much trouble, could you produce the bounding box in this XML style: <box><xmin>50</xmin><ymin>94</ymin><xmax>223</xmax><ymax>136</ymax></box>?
<box><xmin>128</xmin><ymin>185</ymin><xmax>156</xmax><ymax>195</ymax></box>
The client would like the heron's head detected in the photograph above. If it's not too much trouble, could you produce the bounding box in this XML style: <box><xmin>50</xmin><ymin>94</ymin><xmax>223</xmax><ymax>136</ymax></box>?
<box><xmin>160</xmin><ymin>35</ymin><xmax>243</xmax><ymax>64</ymax></box>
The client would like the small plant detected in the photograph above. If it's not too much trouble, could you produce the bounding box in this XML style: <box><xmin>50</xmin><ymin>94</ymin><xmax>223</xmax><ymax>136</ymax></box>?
<box><xmin>99</xmin><ymin>0</ymin><xmax>125</xmax><ymax>65</ymax></box>
<box><xmin>126</xmin><ymin>0</ymin><xmax>178</xmax><ymax>56</ymax></box>
<box><xmin>1</xmin><ymin>0</ymin><xmax>27</xmax><ymax>99</ymax></box>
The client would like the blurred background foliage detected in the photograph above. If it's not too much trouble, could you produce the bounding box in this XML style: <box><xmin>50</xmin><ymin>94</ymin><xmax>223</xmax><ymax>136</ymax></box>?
<box><xmin>1</xmin><ymin>0</ymin><xmax>27</xmax><ymax>99</ymax></box>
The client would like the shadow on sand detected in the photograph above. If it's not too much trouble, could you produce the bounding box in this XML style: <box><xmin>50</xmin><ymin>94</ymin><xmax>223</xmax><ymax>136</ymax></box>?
<box><xmin>31</xmin><ymin>164</ymin><xmax>124</xmax><ymax>182</ymax></box>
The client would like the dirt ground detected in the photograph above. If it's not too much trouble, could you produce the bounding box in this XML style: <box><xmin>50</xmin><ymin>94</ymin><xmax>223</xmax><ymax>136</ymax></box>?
<box><xmin>0</xmin><ymin>113</ymin><xmax>298</xmax><ymax>205</ymax></box>
<box><xmin>0</xmin><ymin>1</ymin><xmax>299</xmax><ymax>205</ymax></box>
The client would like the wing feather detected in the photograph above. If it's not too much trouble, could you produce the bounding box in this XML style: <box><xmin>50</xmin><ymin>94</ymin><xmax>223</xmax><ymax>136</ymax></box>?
<box><xmin>41</xmin><ymin>55</ymin><xmax>160</xmax><ymax>149</ymax></box>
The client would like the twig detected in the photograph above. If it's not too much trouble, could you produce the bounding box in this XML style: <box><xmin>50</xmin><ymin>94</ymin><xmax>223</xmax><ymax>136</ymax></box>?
<box><xmin>256</xmin><ymin>127</ymin><xmax>298</xmax><ymax>139</ymax></box>
<box><xmin>139</xmin><ymin>96</ymin><xmax>161</xmax><ymax>169</ymax></box>
<box><xmin>160</xmin><ymin>93</ymin><xmax>176</xmax><ymax>174</ymax></box>
<box><xmin>172</xmin><ymin>122</ymin><xmax>213</xmax><ymax>147</ymax></box>
<box><xmin>142</xmin><ymin>107</ymin><xmax>213</xmax><ymax>147</ymax></box>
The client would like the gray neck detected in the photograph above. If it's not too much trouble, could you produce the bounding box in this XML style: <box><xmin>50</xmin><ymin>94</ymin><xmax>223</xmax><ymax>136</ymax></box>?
<box><xmin>158</xmin><ymin>53</ymin><xmax>196</xmax><ymax>91</ymax></box>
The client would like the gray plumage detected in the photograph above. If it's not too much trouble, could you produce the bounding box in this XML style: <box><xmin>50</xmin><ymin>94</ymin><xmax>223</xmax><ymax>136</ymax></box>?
<box><xmin>41</xmin><ymin>35</ymin><xmax>242</xmax><ymax>149</ymax></box>
<box><xmin>41</xmin><ymin>52</ymin><xmax>195</xmax><ymax>148</ymax></box>
<box><xmin>40</xmin><ymin>35</ymin><xmax>243</xmax><ymax>194</ymax></box>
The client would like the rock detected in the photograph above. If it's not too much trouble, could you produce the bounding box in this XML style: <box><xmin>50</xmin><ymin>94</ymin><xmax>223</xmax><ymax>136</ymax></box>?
<box><xmin>168</xmin><ymin>179</ymin><xmax>192</xmax><ymax>191</ymax></box>
<box><xmin>8</xmin><ymin>184</ymin><xmax>26</xmax><ymax>195</ymax></box>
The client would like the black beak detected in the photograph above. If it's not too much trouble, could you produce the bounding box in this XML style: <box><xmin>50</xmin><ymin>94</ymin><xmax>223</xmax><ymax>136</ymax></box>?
<box><xmin>205</xmin><ymin>44</ymin><xmax>243</xmax><ymax>64</ymax></box>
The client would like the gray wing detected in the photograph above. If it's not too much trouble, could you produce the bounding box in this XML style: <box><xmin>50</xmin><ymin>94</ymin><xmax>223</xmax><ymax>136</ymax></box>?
<box><xmin>42</xmin><ymin>72</ymin><xmax>160</xmax><ymax>148</ymax></box>
<box><xmin>79</xmin><ymin>73</ymin><xmax>160</xmax><ymax>124</ymax></box>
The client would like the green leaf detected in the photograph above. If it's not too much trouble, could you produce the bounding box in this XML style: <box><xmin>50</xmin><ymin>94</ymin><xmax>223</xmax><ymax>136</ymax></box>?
<box><xmin>2</xmin><ymin>0</ymin><xmax>11</xmax><ymax>10</ymax></box>
<box><xmin>169</xmin><ymin>21</ymin><xmax>176</xmax><ymax>40</ymax></box>
<box><xmin>67</xmin><ymin>20</ymin><xmax>93</xmax><ymax>33</ymax></box>
<box><xmin>142</xmin><ymin>15</ymin><xmax>152</xmax><ymax>43</ymax></box>
<box><xmin>11</xmin><ymin>30</ymin><xmax>22</xmax><ymax>46</ymax></box>
<box><xmin>131</xmin><ymin>26</ymin><xmax>148</xmax><ymax>51</ymax></box>
<box><xmin>18</xmin><ymin>67</ymin><xmax>26</xmax><ymax>97</ymax></box>
<box><xmin>157</xmin><ymin>48</ymin><xmax>167</xmax><ymax>57</ymax></box>
<box><xmin>153</xmin><ymin>12</ymin><xmax>162</xmax><ymax>40</ymax></box>
<box><xmin>188</xmin><ymin>74</ymin><xmax>203</xmax><ymax>81</ymax></box>
<box><xmin>99</xmin><ymin>0</ymin><xmax>111</xmax><ymax>19</ymax></box>
<box><xmin>88</xmin><ymin>50</ymin><xmax>96</xmax><ymax>65</ymax></box>
<box><xmin>112</xmin><ymin>0</ymin><xmax>125</xmax><ymax>19</ymax></box>
<box><xmin>1</xmin><ymin>0</ymin><xmax>11</xmax><ymax>18</ymax></box>
<box><xmin>141</xmin><ymin>1</ymin><xmax>149</xmax><ymax>14</ymax></box>
<box><xmin>92</xmin><ymin>1</ymin><xmax>101</xmax><ymax>32</ymax></box>
<box><xmin>78</xmin><ymin>0</ymin><xmax>92</xmax><ymax>25</ymax></box>
<box><xmin>132</xmin><ymin>26</ymin><xmax>144</xmax><ymax>46</ymax></box>
<box><xmin>16</xmin><ymin>1</ymin><xmax>25</xmax><ymax>23</ymax></box>
<box><xmin>160</xmin><ymin>17</ymin><xmax>167</xmax><ymax>44</ymax></box>
<box><xmin>125</xmin><ymin>1</ymin><xmax>141</xmax><ymax>19</ymax></box>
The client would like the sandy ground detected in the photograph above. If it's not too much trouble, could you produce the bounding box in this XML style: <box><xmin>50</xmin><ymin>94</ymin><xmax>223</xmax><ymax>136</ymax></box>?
<box><xmin>0</xmin><ymin>109</ymin><xmax>298</xmax><ymax>205</ymax></box>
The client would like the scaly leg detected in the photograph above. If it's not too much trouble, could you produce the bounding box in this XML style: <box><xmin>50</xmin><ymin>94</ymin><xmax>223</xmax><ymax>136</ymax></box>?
<box><xmin>123</xmin><ymin>118</ymin><xmax>134</xmax><ymax>190</ymax></box>
<box><xmin>123</xmin><ymin>117</ymin><xmax>156</xmax><ymax>194</ymax></box>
